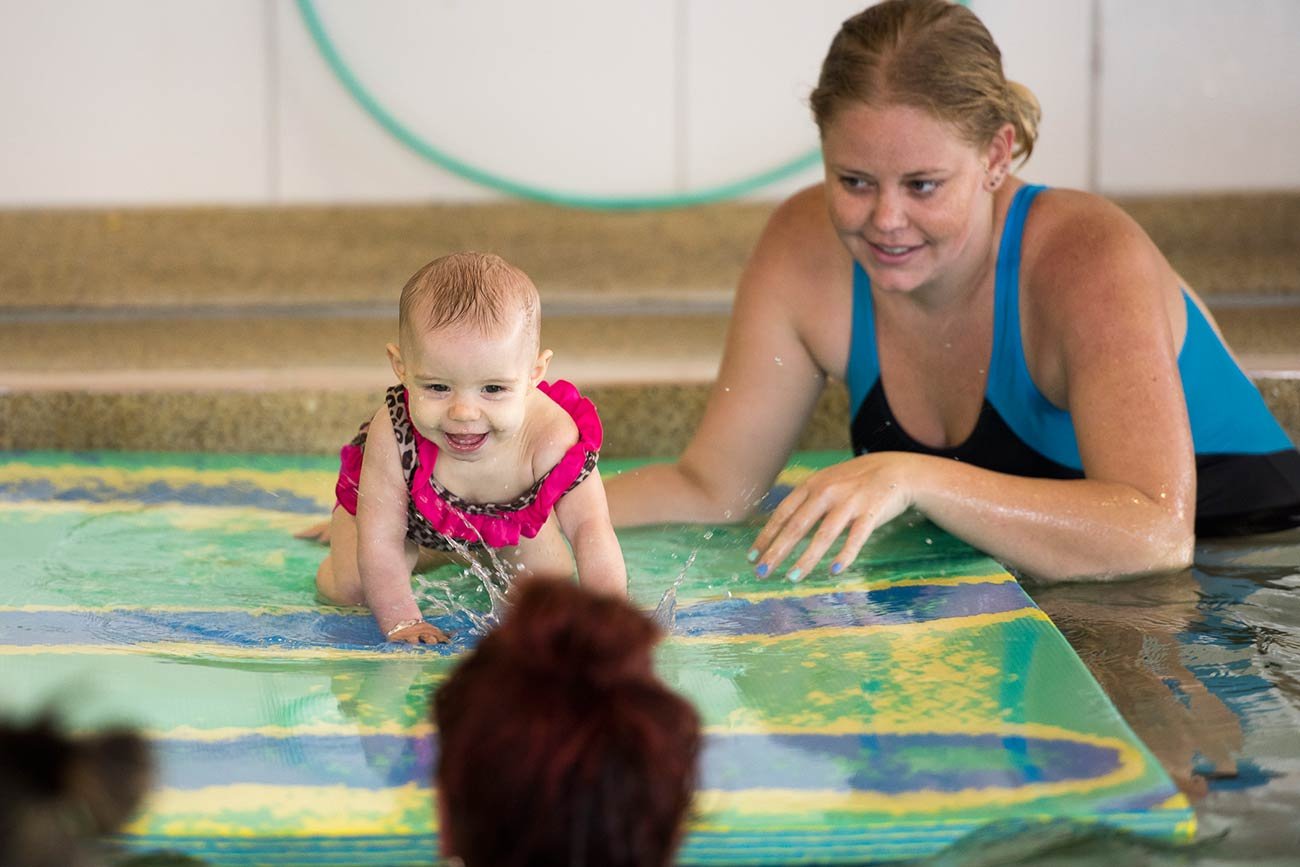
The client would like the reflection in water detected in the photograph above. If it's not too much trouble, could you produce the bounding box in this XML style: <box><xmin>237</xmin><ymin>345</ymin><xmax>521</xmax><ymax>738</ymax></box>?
<box><xmin>1032</xmin><ymin>569</ymin><xmax>1242</xmax><ymax>795</ymax></box>
<box><xmin>1027</xmin><ymin>530</ymin><xmax>1300</xmax><ymax>863</ymax></box>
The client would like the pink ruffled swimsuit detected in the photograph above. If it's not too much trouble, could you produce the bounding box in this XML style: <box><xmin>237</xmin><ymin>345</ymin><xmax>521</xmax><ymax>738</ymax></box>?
<box><xmin>334</xmin><ymin>379</ymin><xmax>601</xmax><ymax>551</ymax></box>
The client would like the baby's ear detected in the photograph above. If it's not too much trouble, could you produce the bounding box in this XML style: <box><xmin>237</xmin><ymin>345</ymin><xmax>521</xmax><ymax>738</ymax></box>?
<box><xmin>531</xmin><ymin>349</ymin><xmax>553</xmax><ymax>386</ymax></box>
<box><xmin>386</xmin><ymin>343</ymin><xmax>406</xmax><ymax>382</ymax></box>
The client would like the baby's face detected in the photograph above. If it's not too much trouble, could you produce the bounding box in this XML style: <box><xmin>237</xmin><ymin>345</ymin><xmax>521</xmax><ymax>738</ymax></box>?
<box><xmin>390</xmin><ymin>314</ymin><xmax>547</xmax><ymax>462</ymax></box>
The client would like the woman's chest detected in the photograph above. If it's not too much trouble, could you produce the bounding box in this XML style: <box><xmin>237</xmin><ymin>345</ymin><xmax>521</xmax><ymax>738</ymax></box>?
<box><xmin>875</xmin><ymin>311</ymin><xmax>995</xmax><ymax>450</ymax></box>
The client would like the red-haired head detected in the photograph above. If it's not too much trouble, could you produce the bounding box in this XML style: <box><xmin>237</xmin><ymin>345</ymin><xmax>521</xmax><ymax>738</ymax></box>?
<box><xmin>433</xmin><ymin>579</ymin><xmax>701</xmax><ymax>867</ymax></box>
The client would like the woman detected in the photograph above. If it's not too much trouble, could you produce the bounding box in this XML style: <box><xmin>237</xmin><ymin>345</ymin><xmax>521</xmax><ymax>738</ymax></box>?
<box><xmin>432</xmin><ymin>579</ymin><xmax>700</xmax><ymax>867</ymax></box>
<box><xmin>606</xmin><ymin>0</ymin><xmax>1300</xmax><ymax>582</ymax></box>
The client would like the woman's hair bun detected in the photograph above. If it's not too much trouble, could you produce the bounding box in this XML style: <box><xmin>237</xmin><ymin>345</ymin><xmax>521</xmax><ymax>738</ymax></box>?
<box><xmin>493</xmin><ymin>579</ymin><xmax>661</xmax><ymax>688</ymax></box>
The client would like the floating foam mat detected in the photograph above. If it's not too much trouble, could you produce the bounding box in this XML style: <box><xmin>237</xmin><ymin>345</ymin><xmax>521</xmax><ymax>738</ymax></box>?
<box><xmin>0</xmin><ymin>451</ymin><xmax>1194</xmax><ymax>864</ymax></box>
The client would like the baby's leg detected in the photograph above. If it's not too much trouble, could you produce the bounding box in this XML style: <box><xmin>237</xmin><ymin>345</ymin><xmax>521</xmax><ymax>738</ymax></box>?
<box><xmin>316</xmin><ymin>507</ymin><xmax>365</xmax><ymax>606</ymax></box>
<box><xmin>413</xmin><ymin>547</ymin><xmax>467</xmax><ymax>573</ymax></box>
<box><xmin>507</xmin><ymin>517</ymin><xmax>577</xmax><ymax>583</ymax></box>
<box><xmin>317</xmin><ymin>507</ymin><xmax>424</xmax><ymax>606</ymax></box>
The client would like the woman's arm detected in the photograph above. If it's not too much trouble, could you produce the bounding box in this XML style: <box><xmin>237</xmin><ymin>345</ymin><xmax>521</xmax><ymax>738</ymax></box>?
<box><xmin>753</xmin><ymin>192</ymin><xmax>1196</xmax><ymax>582</ymax></box>
<box><xmin>554</xmin><ymin>468</ymin><xmax>628</xmax><ymax>597</ymax></box>
<box><xmin>606</xmin><ymin>189</ymin><xmax>844</xmax><ymax>527</ymax></box>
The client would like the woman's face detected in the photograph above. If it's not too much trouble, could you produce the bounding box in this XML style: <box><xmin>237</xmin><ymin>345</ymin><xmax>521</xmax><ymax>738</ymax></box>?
<box><xmin>821</xmin><ymin>102</ymin><xmax>994</xmax><ymax>297</ymax></box>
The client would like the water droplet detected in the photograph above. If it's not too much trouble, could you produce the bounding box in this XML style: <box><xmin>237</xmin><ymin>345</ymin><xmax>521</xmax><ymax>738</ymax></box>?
<box><xmin>925</xmin><ymin>538</ymin><xmax>933</xmax><ymax>545</ymax></box>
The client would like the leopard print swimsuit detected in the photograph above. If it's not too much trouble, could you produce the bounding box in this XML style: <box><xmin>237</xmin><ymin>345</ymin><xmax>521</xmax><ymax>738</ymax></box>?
<box><xmin>336</xmin><ymin>382</ymin><xmax>601</xmax><ymax>551</ymax></box>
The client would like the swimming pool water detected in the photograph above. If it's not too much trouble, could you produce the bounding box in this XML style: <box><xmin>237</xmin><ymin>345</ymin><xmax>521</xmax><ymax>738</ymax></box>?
<box><xmin>1029</xmin><ymin>533</ymin><xmax>1300</xmax><ymax>866</ymax></box>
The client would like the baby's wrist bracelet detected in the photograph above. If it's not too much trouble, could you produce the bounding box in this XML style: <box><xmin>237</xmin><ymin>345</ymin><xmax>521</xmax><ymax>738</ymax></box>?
<box><xmin>385</xmin><ymin>618</ymin><xmax>424</xmax><ymax>638</ymax></box>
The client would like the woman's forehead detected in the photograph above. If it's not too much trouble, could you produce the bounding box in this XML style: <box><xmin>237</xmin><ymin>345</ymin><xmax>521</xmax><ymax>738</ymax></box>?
<box><xmin>823</xmin><ymin>103</ymin><xmax>979</xmax><ymax>167</ymax></box>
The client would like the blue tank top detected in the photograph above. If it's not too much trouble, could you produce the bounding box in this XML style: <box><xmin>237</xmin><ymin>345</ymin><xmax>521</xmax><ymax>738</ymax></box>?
<box><xmin>845</xmin><ymin>184</ymin><xmax>1300</xmax><ymax>535</ymax></box>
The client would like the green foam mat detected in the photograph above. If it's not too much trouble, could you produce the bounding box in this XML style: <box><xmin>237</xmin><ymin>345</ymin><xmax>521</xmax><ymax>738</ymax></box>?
<box><xmin>0</xmin><ymin>451</ymin><xmax>1194</xmax><ymax>864</ymax></box>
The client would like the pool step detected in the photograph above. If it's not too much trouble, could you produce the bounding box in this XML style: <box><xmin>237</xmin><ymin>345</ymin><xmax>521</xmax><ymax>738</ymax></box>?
<box><xmin>0</xmin><ymin>309</ymin><xmax>798</xmax><ymax>457</ymax></box>
<box><xmin>2</xmin><ymin>193</ymin><xmax>1298</xmax><ymax>311</ymax></box>
<box><xmin>1</xmin><ymin>302</ymin><xmax>1297</xmax><ymax>456</ymax></box>
<box><xmin>0</xmin><ymin>203</ymin><xmax>765</xmax><ymax>311</ymax></box>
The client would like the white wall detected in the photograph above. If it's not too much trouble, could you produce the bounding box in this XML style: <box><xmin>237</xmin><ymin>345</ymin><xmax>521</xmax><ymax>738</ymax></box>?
<box><xmin>1097</xmin><ymin>0</ymin><xmax>1300</xmax><ymax>194</ymax></box>
<box><xmin>1</xmin><ymin>0</ymin><xmax>1296</xmax><ymax>207</ymax></box>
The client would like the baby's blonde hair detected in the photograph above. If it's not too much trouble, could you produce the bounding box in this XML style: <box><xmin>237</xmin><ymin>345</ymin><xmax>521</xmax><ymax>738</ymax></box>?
<box><xmin>398</xmin><ymin>252</ymin><xmax>540</xmax><ymax>349</ymax></box>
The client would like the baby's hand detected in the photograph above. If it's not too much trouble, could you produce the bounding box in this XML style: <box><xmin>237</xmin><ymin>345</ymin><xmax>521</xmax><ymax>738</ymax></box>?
<box><xmin>386</xmin><ymin>620</ymin><xmax>451</xmax><ymax>646</ymax></box>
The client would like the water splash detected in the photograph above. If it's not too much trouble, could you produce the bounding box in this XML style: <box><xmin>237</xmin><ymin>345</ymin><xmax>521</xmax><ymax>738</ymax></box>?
<box><xmin>652</xmin><ymin>547</ymin><xmax>698</xmax><ymax>633</ymax></box>
<box><xmin>410</xmin><ymin>511</ymin><xmax>517</xmax><ymax>636</ymax></box>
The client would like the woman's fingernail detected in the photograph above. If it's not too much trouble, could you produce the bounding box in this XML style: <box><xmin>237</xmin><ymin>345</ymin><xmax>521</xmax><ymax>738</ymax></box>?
<box><xmin>746</xmin><ymin>548</ymin><xmax>760</xmax><ymax>563</ymax></box>
<box><xmin>787</xmin><ymin>568</ymin><xmax>803</xmax><ymax>582</ymax></box>
<box><xmin>830</xmin><ymin>562</ymin><xmax>843</xmax><ymax>575</ymax></box>
<box><xmin>755</xmin><ymin>563</ymin><xmax>769</xmax><ymax>578</ymax></box>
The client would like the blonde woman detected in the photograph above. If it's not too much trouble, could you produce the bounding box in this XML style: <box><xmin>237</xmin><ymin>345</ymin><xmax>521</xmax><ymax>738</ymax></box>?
<box><xmin>607</xmin><ymin>0</ymin><xmax>1300</xmax><ymax>582</ymax></box>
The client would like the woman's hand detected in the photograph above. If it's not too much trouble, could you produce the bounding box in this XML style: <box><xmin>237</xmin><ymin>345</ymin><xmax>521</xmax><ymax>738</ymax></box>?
<box><xmin>748</xmin><ymin>453</ymin><xmax>917</xmax><ymax>581</ymax></box>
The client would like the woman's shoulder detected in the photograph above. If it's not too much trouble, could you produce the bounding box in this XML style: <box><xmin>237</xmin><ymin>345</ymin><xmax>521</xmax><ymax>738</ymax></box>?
<box><xmin>1017</xmin><ymin>185</ymin><xmax>1182</xmax><ymax>392</ymax></box>
<box><xmin>745</xmin><ymin>183</ymin><xmax>850</xmax><ymax>291</ymax></box>
<box><xmin>762</xmin><ymin>183</ymin><xmax>839</xmax><ymax>247</ymax></box>
<box><xmin>1020</xmin><ymin>185</ymin><xmax>1176</xmax><ymax>319</ymax></box>
<box><xmin>1022</xmin><ymin>186</ymin><xmax>1162</xmax><ymax>282</ymax></box>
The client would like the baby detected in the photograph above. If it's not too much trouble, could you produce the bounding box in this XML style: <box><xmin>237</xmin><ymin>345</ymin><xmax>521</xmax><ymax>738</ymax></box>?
<box><xmin>316</xmin><ymin>252</ymin><xmax>627</xmax><ymax>645</ymax></box>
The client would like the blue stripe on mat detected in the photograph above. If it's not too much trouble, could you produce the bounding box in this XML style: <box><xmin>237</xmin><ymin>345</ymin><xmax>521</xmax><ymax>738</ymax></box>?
<box><xmin>0</xmin><ymin>478</ymin><xmax>326</xmax><ymax>514</ymax></box>
<box><xmin>0</xmin><ymin>582</ymin><xmax>1033</xmax><ymax>653</ymax></box>
<box><xmin>675</xmin><ymin>580</ymin><xmax>1034</xmax><ymax>637</ymax></box>
<box><xmin>0</xmin><ymin>608</ymin><xmax>477</xmax><ymax>653</ymax></box>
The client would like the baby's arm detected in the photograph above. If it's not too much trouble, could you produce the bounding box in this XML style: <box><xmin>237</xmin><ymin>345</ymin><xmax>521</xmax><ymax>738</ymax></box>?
<box><xmin>356</xmin><ymin>410</ymin><xmax>449</xmax><ymax>645</ymax></box>
<box><xmin>555</xmin><ymin>468</ymin><xmax>628</xmax><ymax>597</ymax></box>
